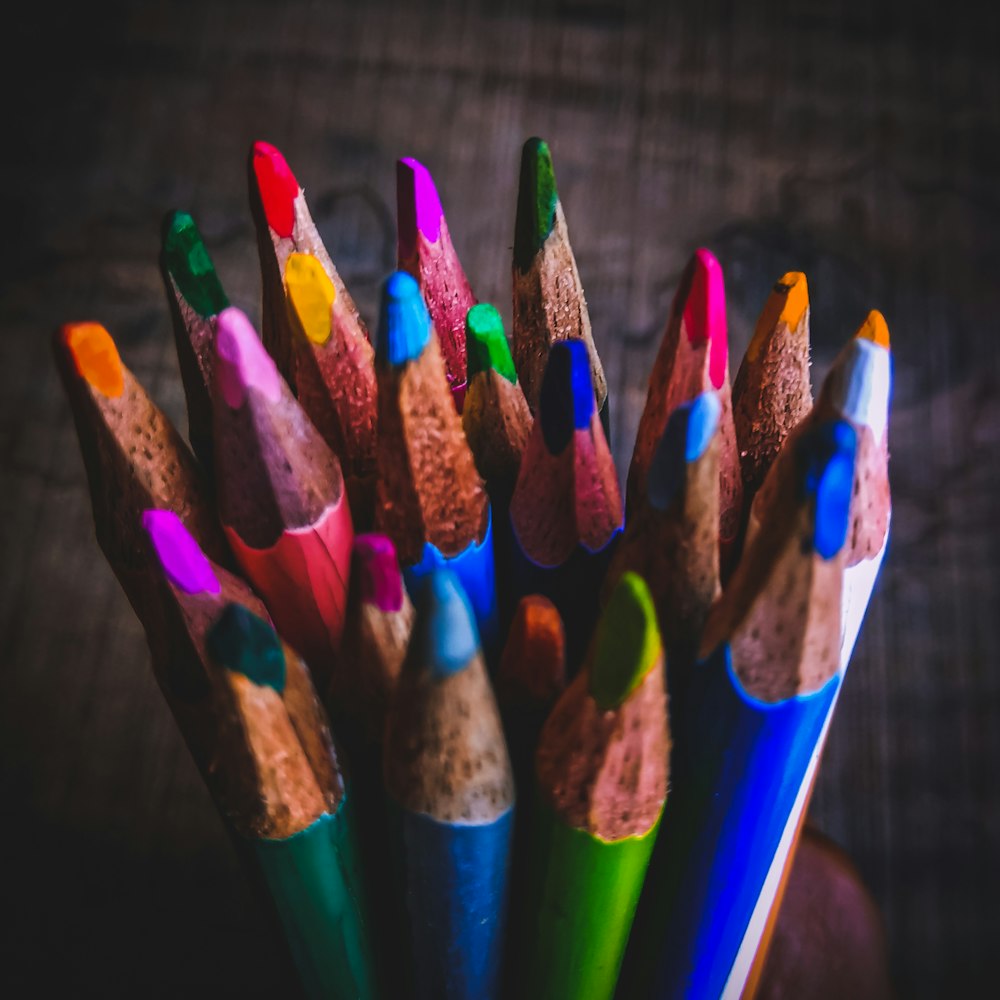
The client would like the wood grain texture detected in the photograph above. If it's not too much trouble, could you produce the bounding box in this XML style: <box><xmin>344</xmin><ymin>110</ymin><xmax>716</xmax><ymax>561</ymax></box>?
<box><xmin>2</xmin><ymin>2</ymin><xmax>998</xmax><ymax>996</ymax></box>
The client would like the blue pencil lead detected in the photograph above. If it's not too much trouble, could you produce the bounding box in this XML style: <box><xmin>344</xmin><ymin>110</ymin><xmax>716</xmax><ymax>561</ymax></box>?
<box><xmin>647</xmin><ymin>392</ymin><xmax>721</xmax><ymax>511</ymax></box>
<box><xmin>540</xmin><ymin>339</ymin><xmax>594</xmax><ymax>454</ymax></box>
<box><xmin>414</xmin><ymin>569</ymin><xmax>481</xmax><ymax>677</ymax></box>
<box><xmin>797</xmin><ymin>420</ymin><xmax>857</xmax><ymax>559</ymax></box>
<box><xmin>378</xmin><ymin>270</ymin><xmax>431</xmax><ymax>367</ymax></box>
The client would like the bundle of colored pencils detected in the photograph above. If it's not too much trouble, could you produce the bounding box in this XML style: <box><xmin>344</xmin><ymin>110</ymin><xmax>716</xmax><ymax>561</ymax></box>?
<box><xmin>56</xmin><ymin>137</ymin><xmax>891</xmax><ymax>1000</ymax></box>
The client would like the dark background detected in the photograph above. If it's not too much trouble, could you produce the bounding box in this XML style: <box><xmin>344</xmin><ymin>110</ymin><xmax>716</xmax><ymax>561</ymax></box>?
<box><xmin>2</xmin><ymin>1</ymin><xmax>998</xmax><ymax>995</ymax></box>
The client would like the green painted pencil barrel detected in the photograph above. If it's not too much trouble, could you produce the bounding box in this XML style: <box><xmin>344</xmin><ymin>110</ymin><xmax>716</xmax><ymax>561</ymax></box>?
<box><xmin>253</xmin><ymin>795</ymin><xmax>379</xmax><ymax>1000</ymax></box>
<box><xmin>520</xmin><ymin>799</ymin><xmax>661</xmax><ymax>1000</ymax></box>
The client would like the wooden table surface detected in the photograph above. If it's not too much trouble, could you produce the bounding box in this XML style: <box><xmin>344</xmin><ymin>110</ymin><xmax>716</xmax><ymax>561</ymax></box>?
<box><xmin>3</xmin><ymin>2</ymin><xmax>997</xmax><ymax>995</ymax></box>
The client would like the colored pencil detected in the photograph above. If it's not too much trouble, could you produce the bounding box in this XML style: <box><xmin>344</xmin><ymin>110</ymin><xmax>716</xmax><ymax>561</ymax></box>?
<box><xmin>211</xmin><ymin>306</ymin><xmax>353</xmax><ymax>688</ymax></box>
<box><xmin>397</xmin><ymin>156</ymin><xmax>474</xmax><ymax>409</ymax></box>
<box><xmin>621</xmin><ymin>417</ymin><xmax>858</xmax><ymax>1000</ymax></box>
<box><xmin>626</xmin><ymin>248</ymin><xmax>742</xmax><ymax>560</ymax></box>
<box><xmin>52</xmin><ymin>321</ymin><xmax>230</xmax><ymax>623</ymax></box>
<box><xmin>284</xmin><ymin>250</ymin><xmax>379</xmax><ymax>526</ymax></box>
<box><xmin>516</xmin><ymin>571</ymin><xmax>669</xmax><ymax>1000</ymax></box>
<box><xmin>373</xmin><ymin>271</ymin><xmax>497</xmax><ymax>658</ymax></box>
<box><xmin>749</xmin><ymin>310</ymin><xmax>892</xmax><ymax>669</ymax></box>
<box><xmin>159</xmin><ymin>209</ymin><xmax>230</xmax><ymax>471</ymax></box>
<box><xmin>731</xmin><ymin>271</ymin><xmax>813</xmax><ymax>518</ymax></box>
<box><xmin>604</xmin><ymin>391</ymin><xmax>721</xmax><ymax>695</ymax></box>
<box><xmin>507</xmin><ymin>338</ymin><xmax>623</xmax><ymax>669</ymax></box>
<box><xmin>383</xmin><ymin>570</ymin><xmax>514</xmax><ymax>1000</ymax></box>
<box><xmin>250</xmin><ymin>140</ymin><xmax>374</xmax><ymax>395</ymax></box>
<box><xmin>140</xmin><ymin>510</ymin><xmax>379</xmax><ymax>1000</ymax></box>
<box><xmin>512</xmin><ymin>137</ymin><xmax>609</xmax><ymax>439</ymax></box>
<box><xmin>461</xmin><ymin>303</ymin><xmax>533</xmax><ymax>507</ymax></box>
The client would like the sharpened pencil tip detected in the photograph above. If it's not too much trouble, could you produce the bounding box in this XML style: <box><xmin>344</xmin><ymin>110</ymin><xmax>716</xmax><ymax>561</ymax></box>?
<box><xmin>797</xmin><ymin>420</ymin><xmax>857</xmax><ymax>559</ymax></box>
<box><xmin>855</xmin><ymin>309</ymin><xmax>890</xmax><ymax>349</ymax></box>
<box><xmin>465</xmin><ymin>304</ymin><xmax>517</xmax><ymax>383</ymax></box>
<box><xmin>142</xmin><ymin>509</ymin><xmax>221</xmax><ymax>596</ymax></box>
<box><xmin>60</xmin><ymin>322</ymin><xmax>124</xmax><ymax>398</ymax></box>
<box><xmin>539</xmin><ymin>339</ymin><xmax>594</xmax><ymax>454</ymax></box>
<box><xmin>590</xmin><ymin>571</ymin><xmax>661</xmax><ymax>709</ymax></box>
<box><xmin>285</xmin><ymin>253</ymin><xmax>335</xmax><ymax>346</ymax></box>
<box><xmin>353</xmin><ymin>534</ymin><xmax>404</xmax><ymax>613</ymax></box>
<box><xmin>214</xmin><ymin>307</ymin><xmax>282</xmax><ymax>408</ymax></box>
<box><xmin>252</xmin><ymin>140</ymin><xmax>299</xmax><ymax>239</ymax></box>
<box><xmin>413</xmin><ymin>570</ymin><xmax>480</xmax><ymax>678</ymax></box>
<box><xmin>498</xmin><ymin>595</ymin><xmax>566</xmax><ymax>704</ymax></box>
<box><xmin>682</xmin><ymin>249</ymin><xmax>728</xmax><ymax>389</ymax></box>
<box><xmin>397</xmin><ymin>157</ymin><xmax>444</xmax><ymax>259</ymax></box>
<box><xmin>775</xmin><ymin>272</ymin><xmax>809</xmax><ymax>331</ymax></box>
<box><xmin>647</xmin><ymin>392</ymin><xmax>721</xmax><ymax>511</ymax></box>
<box><xmin>206</xmin><ymin>603</ymin><xmax>287</xmax><ymax>692</ymax></box>
<box><xmin>823</xmin><ymin>333</ymin><xmax>892</xmax><ymax>442</ymax></box>
<box><xmin>377</xmin><ymin>271</ymin><xmax>431</xmax><ymax>367</ymax></box>
<box><xmin>513</xmin><ymin>136</ymin><xmax>557</xmax><ymax>272</ymax></box>
<box><xmin>161</xmin><ymin>210</ymin><xmax>230</xmax><ymax>318</ymax></box>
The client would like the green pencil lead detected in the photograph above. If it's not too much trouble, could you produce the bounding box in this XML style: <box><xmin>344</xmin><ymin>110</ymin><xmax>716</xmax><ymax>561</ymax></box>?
<box><xmin>514</xmin><ymin>136</ymin><xmax>558</xmax><ymax>272</ymax></box>
<box><xmin>161</xmin><ymin>210</ymin><xmax>230</xmax><ymax>318</ymax></box>
<box><xmin>206</xmin><ymin>603</ymin><xmax>287</xmax><ymax>692</ymax></box>
<box><xmin>465</xmin><ymin>304</ymin><xmax>518</xmax><ymax>383</ymax></box>
<box><xmin>590</xmin><ymin>571</ymin><xmax>661</xmax><ymax>709</ymax></box>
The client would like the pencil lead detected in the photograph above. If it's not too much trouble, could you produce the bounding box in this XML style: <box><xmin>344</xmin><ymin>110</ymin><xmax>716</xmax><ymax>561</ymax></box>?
<box><xmin>142</xmin><ymin>509</ymin><xmax>221</xmax><ymax>595</ymax></box>
<box><xmin>353</xmin><ymin>534</ymin><xmax>404</xmax><ymax>612</ymax></box>
<box><xmin>590</xmin><ymin>571</ymin><xmax>661</xmax><ymax>709</ymax></box>
<box><xmin>647</xmin><ymin>391</ymin><xmax>721</xmax><ymax>511</ymax></box>
<box><xmin>396</xmin><ymin>157</ymin><xmax>444</xmax><ymax>259</ymax></box>
<box><xmin>539</xmin><ymin>338</ymin><xmax>594</xmax><ymax>454</ymax></box>
<box><xmin>59</xmin><ymin>322</ymin><xmax>124</xmax><ymax>398</ymax></box>
<box><xmin>797</xmin><ymin>420</ymin><xmax>857</xmax><ymax>559</ymax></box>
<box><xmin>214</xmin><ymin>307</ymin><xmax>282</xmax><ymax>407</ymax></box>
<box><xmin>252</xmin><ymin>140</ymin><xmax>299</xmax><ymax>239</ymax></box>
<box><xmin>498</xmin><ymin>595</ymin><xmax>566</xmax><ymax>704</ymax></box>
<box><xmin>465</xmin><ymin>303</ymin><xmax>517</xmax><ymax>383</ymax></box>
<box><xmin>376</xmin><ymin>270</ymin><xmax>431</xmax><ymax>366</ymax></box>
<box><xmin>413</xmin><ymin>570</ymin><xmax>480</xmax><ymax>678</ymax></box>
<box><xmin>682</xmin><ymin>248</ymin><xmax>728</xmax><ymax>389</ymax></box>
<box><xmin>161</xmin><ymin>211</ymin><xmax>229</xmax><ymax>318</ymax></box>
<box><xmin>513</xmin><ymin>136</ymin><xmax>558</xmax><ymax>272</ymax></box>
<box><xmin>824</xmin><ymin>326</ymin><xmax>892</xmax><ymax>441</ymax></box>
<box><xmin>744</xmin><ymin>271</ymin><xmax>809</xmax><ymax>364</ymax></box>
<box><xmin>855</xmin><ymin>308</ymin><xmax>890</xmax><ymax>349</ymax></box>
<box><xmin>285</xmin><ymin>252</ymin><xmax>335</xmax><ymax>345</ymax></box>
<box><xmin>206</xmin><ymin>602</ymin><xmax>287</xmax><ymax>692</ymax></box>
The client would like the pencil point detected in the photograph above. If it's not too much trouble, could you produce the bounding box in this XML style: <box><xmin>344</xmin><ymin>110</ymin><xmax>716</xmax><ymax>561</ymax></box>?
<box><xmin>647</xmin><ymin>392</ymin><xmax>721</xmax><ymax>510</ymax></box>
<box><xmin>377</xmin><ymin>271</ymin><xmax>431</xmax><ymax>367</ymax></box>
<box><xmin>539</xmin><ymin>339</ymin><xmax>594</xmax><ymax>454</ymax></box>
<box><xmin>353</xmin><ymin>534</ymin><xmax>404</xmax><ymax>612</ymax></box>
<box><xmin>413</xmin><ymin>570</ymin><xmax>480</xmax><ymax>678</ymax></box>
<box><xmin>214</xmin><ymin>307</ymin><xmax>282</xmax><ymax>408</ymax></box>
<box><xmin>285</xmin><ymin>252</ymin><xmax>335</xmax><ymax>345</ymax></box>
<box><xmin>855</xmin><ymin>309</ymin><xmax>891</xmax><ymax>349</ymax></box>
<box><xmin>206</xmin><ymin>603</ymin><xmax>287</xmax><ymax>692</ymax></box>
<box><xmin>590</xmin><ymin>571</ymin><xmax>661</xmax><ymax>709</ymax></box>
<box><xmin>682</xmin><ymin>248</ymin><xmax>728</xmax><ymax>389</ymax></box>
<box><xmin>824</xmin><ymin>334</ymin><xmax>892</xmax><ymax>441</ymax></box>
<box><xmin>252</xmin><ymin>140</ymin><xmax>299</xmax><ymax>239</ymax></box>
<box><xmin>60</xmin><ymin>322</ymin><xmax>124</xmax><ymax>397</ymax></box>
<box><xmin>775</xmin><ymin>271</ymin><xmax>809</xmax><ymax>331</ymax></box>
<box><xmin>465</xmin><ymin>304</ymin><xmax>517</xmax><ymax>383</ymax></box>
<box><xmin>142</xmin><ymin>509</ymin><xmax>221</xmax><ymax>595</ymax></box>
<box><xmin>513</xmin><ymin>136</ymin><xmax>558</xmax><ymax>272</ymax></box>
<box><xmin>161</xmin><ymin>211</ymin><xmax>230</xmax><ymax>318</ymax></box>
<box><xmin>499</xmin><ymin>595</ymin><xmax>566</xmax><ymax>704</ymax></box>
<box><xmin>397</xmin><ymin>157</ymin><xmax>444</xmax><ymax>259</ymax></box>
<box><xmin>797</xmin><ymin>420</ymin><xmax>857</xmax><ymax>559</ymax></box>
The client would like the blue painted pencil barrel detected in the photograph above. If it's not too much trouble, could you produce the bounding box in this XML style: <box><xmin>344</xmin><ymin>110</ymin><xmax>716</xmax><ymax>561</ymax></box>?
<box><xmin>400</xmin><ymin>807</ymin><xmax>514</xmax><ymax>1000</ymax></box>
<box><xmin>624</xmin><ymin>645</ymin><xmax>840</xmax><ymax>999</ymax></box>
<box><xmin>403</xmin><ymin>506</ymin><xmax>499</xmax><ymax>665</ymax></box>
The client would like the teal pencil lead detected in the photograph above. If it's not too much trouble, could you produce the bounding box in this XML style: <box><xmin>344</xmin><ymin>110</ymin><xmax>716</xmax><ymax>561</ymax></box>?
<box><xmin>161</xmin><ymin>210</ymin><xmax>230</xmax><ymax>318</ymax></box>
<box><xmin>206</xmin><ymin>603</ymin><xmax>287</xmax><ymax>692</ymax></box>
